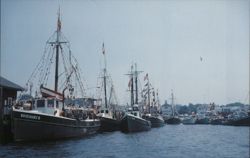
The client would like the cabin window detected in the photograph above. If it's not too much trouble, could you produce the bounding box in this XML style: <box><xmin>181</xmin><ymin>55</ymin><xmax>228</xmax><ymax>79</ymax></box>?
<box><xmin>105</xmin><ymin>110</ymin><xmax>109</xmax><ymax>113</ymax></box>
<box><xmin>48</xmin><ymin>99</ymin><xmax>54</xmax><ymax>108</ymax></box>
<box><xmin>37</xmin><ymin>100</ymin><xmax>45</xmax><ymax>107</ymax></box>
<box><xmin>101</xmin><ymin>110</ymin><xmax>104</xmax><ymax>113</ymax></box>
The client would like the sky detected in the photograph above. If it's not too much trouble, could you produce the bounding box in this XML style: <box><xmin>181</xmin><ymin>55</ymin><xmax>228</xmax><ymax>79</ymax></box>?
<box><xmin>1</xmin><ymin>0</ymin><xmax>249</xmax><ymax>105</ymax></box>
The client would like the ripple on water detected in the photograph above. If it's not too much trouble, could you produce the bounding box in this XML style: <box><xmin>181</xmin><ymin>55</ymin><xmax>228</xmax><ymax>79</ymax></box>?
<box><xmin>0</xmin><ymin>125</ymin><xmax>249</xmax><ymax>158</ymax></box>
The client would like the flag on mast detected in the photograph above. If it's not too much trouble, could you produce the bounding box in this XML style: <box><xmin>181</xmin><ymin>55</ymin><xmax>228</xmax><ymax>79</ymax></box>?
<box><xmin>57</xmin><ymin>7</ymin><xmax>61</xmax><ymax>31</ymax></box>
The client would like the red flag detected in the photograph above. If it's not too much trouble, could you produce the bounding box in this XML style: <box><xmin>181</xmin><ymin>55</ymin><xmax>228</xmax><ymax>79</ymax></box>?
<box><xmin>57</xmin><ymin>17</ymin><xmax>61</xmax><ymax>31</ymax></box>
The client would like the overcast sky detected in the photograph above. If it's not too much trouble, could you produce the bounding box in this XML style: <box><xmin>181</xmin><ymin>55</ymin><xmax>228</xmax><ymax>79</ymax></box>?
<box><xmin>1</xmin><ymin>0</ymin><xmax>249</xmax><ymax>105</ymax></box>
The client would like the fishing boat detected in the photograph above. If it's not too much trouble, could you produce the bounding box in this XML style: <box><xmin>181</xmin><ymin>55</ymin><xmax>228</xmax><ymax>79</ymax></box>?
<box><xmin>223</xmin><ymin>111</ymin><xmax>250</xmax><ymax>126</ymax></box>
<box><xmin>11</xmin><ymin>10</ymin><xmax>100</xmax><ymax>142</ymax></box>
<box><xmin>97</xmin><ymin>43</ymin><xmax>121</xmax><ymax>132</ymax></box>
<box><xmin>182</xmin><ymin>113</ymin><xmax>196</xmax><ymax>125</ymax></box>
<box><xmin>195</xmin><ymin>112</ymin><xmax>209</xmax><ymax>124</ymax></box>
<box><xmin>120</xmin><ymin>64</ymin><xmax>151</xmax><ymax>132</ymax></box>
<box><xmin>210</xmin><ymin>117</ymin><xmax>223</xmax><ymax>125</ymax></box>
<box><xmin>141</xmin><ymin>74</ymin><xmax>164</xmax><ymax>128</ymax></box>
<box><xmin>165</xmin><ymin>90</ymin><xmax>181</xmax><ymax>124</ymax></box>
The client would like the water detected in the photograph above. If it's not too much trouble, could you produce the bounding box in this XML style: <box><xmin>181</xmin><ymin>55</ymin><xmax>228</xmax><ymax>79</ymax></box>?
<box><xmin>0</xmin><ymin>125</ymin><xmax>249</xmax><ymax>158</ymax></box>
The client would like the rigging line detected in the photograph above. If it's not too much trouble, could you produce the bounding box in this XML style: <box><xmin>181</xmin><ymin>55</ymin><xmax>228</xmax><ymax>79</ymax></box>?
<box><xmin>58</xmin><ymin>50</ymin><xmax>74</xmax><ymax>92</ymax></box>
<box><xmin>43</xmin><ymin>46</ymin><xmax>55</xmax><ymax>86</ymax></box>
<box><xmin>72</xmin><ymin>66</ymin><xmax>85</xmax><ymax>97</ymax></box>
<box><xmin>38</xmin><ymin>45</ymin><xmax>53</xmax><ymax>86</ymax></box>
<box><xmin>59</xmin><ymin>75</ymin><xmax>68</xmax><ymax>92</ymax></box>
<box><xmin>27</xmin><ymin>43</ymin><xmax>50</xmax><ymax>85</ymax></box>
<box><xmin>46</xmin><ymin>31</ymin><xmax>57</xmax><ymax>44</ymax></box>
<box><xmin>95</xmin><ymin>71</ymin><xmax>103</xmax><ymax>100</ymax></box>
<box><xmin>60</xmin><ymin>32</ymin><xmax>70</xmax><ymax>44</ymax></box>
<box><xmin>41</xmin><ymin>45</ymin><xmax>54</xmax><ymax>84</ymax></box>
<box><xmin>60</xmin><ymin>47</ymin><xmax>70</xmax><ymax>82</ymax></box>
<box><xmin>75</xmin><ymin>65</ymin><xmax>86</xmax><ymax>90</ymax></box>
<box><xmin>70</xmin><ymin>54</ymin><xmax>88</xmax><ymax>86</ymax></box>
<box><xmin>108</xmin><ymin>76</ymin><xmax>119</xmax><ymax>105</ymax></box>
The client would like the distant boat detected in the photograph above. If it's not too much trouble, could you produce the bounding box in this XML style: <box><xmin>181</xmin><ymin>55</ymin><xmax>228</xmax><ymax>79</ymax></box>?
<box><xmin>11</xmin><ymin>11</ymin><xmax>100</xmax><ymax>141</ymax></box>
<box><xmin>165</xmin><ymin>90</ymin><xmax>181</xmax><ymax>124</ymax></box>
<box><xmin>97</xmin><ymin>44</ymin><xmax>121</xmax><ymax>132</ymax></box>
<box><xmin>210</xmin><ymin>118</ymin><xmax>223</xmax><ymax>125</ymax></box>
<box><xmin>165</xmin><ymin>116</ymin><xmax>181</xmax><ymax>124</ymax></box>
<box><xmin>224</xmin><ymin>117</ymin><xmax>250</xmax><ymax>126</ymax></box>
<box><xmin>182</xmin><ymin>114</ymin><xmax>196</xmax><ymax>125</ymax></box>
<box><xmin>120</xmin><ymin>63</ymin><xmax>151</xmax><ymax>132</ymax></box>
<box><xmin>195</xmin><ymin>116</ymin><xmax>209</xmax><ymax>124</ymax></box>
<box><xmin>120</xmin><ymin>105</ymin><xmax>151</xmax><ymax>132</ymax></box>
<box><xmin>98</xmin><ymin>108</ymin><xmax>121</xmax><ymax>132</ymax></box>
<box><xmin>209</xmin><ymin>114</ymin><xmax>224</xmax><ymax>125</ymax></box>
<box><xmin>142</xmin><ymin>113</ymin><xmax>164</xmax><ymax>128</ymax></box>
<box><xmin>223</xmin><ymin>111</ymin><xmax>250</xmax><ymax>126</ymax></box>
<box><xmin>141</xmin><ymin>74</ymin><xmax>164</xmax><ymax>128</ymax></box>
<box><xmin>195</xmin><ymin>113</ymin><xmax>209</xmax><ymax>124</ymax></box>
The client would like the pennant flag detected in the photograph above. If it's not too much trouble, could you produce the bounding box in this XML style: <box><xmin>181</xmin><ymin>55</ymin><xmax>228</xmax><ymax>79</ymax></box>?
<box><xmin>57</xmin><ymin>17</ymin><xmax>61</xmax><ymax>31</ymax></box>
<box><xmin>57</xmin><ymin>7</ymin><xmax>61</xmax><ymax>31</ymax></box>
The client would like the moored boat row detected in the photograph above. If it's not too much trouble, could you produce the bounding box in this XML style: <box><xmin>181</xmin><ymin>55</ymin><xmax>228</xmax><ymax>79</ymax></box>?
<box><xmin>2</xmin><ymin>9</ymin><xmax>249</xmax><ymax>143</ymax></box>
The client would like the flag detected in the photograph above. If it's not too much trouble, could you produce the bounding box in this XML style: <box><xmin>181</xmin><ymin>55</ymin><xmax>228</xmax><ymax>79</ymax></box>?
<box><xmin>102</xmin><ymin>43</ymin><xmax>105</xmax><ymax>55</ymax></box>
<box><xmin>57</xmin><ymin>15</ymin><xmax>61</xmax><ymax>31</ymax></box>
<box><xmin>144</xmin><ymin>73</ymin><xmax>148</xmax><ymax>81</ymax></box>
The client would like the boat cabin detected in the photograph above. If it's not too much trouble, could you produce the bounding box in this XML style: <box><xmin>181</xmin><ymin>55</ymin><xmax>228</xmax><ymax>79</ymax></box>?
<box><xmin>17</xmin><ymin>98</ymin><xmax>63</xmax><ymax>116</ymax></box>
<box><xmin>128</xmin><ymin>105</ymin><xmax>141</xmax><ymax>117</ymax></box>
<box><xmin>98</xmin><ymin>107</ymin><xmax>114</xmax><ymax>118</ymax></box>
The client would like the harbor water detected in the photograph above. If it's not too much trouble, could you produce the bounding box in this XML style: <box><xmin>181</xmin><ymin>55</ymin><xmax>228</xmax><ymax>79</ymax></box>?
<box><xmin>0</xmin><ymin>125</ymin><xmax>249</xmax><ymax>158</ymax></box>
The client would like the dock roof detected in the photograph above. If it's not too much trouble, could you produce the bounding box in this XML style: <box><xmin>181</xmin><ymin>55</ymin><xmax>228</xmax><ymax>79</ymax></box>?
<box><xmin>0</xmin><ymin>76</ymin><xmax>24</xmax><ymax>91</ymax></box>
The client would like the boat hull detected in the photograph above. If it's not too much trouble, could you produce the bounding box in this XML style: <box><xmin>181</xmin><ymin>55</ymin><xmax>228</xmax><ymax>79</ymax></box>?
<box><xmin>165</xmin><ymin>117</ymin><xmax>181</xmax><ymax>124</ymax></box>
<box><xmin>11</xmin><ymin>109</ymin><xmax>100</xmax><ymax>142</ymax></box>
<box><xmin>195</xmin><ymin>118</ymin><xmax>209</xmax><ymax>124</ymax></box>
<box><xmin>143</xmin><ymin>115</ymin><xmax>164</xmax><ymax>128</ymax></box>
<box><xmin>182</xmin><ymin>118</ymin><xmax>196</xmax><ymax>125</ymax></box>
<box><xmin>120</xmin><ymin>114</ymin><xmax>151</xmax><ymax>133</ymax></box>
<box><xmin>210</xmin><ymin>119</ymin><xmax>223</xmax><ymax>125</ymax></box>
<box><xmin>99</xmin><ymin>116</ymin><xmax>120</xmax><ymax>132</ymax></box>
<box><xmin>223</xmin><ymin>117</ymin><xmax>250</xmax><ymax>126</ymax></box>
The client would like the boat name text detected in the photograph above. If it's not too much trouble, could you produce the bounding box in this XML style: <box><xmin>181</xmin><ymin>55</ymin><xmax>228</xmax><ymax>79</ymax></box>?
<box><xmin>21</xmin><ymin>114</ymin><xmax>41</xmax><ymax>120</ymax></box>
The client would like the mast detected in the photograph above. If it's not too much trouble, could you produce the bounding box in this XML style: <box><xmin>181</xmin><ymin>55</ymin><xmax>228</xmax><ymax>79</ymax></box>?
<box><xmin>130</xmin><ymin>65</ymin><xmax>134</xmax><ymax>106</ymax></box>
<box><xmin>171</xmin><ymin>89</ymin><xmax>174</xmax><ymax>116</ymax></box>
<box><xmin>147</xmin><ymin>74</ymin><xmax>150</xmax><ymax>114</ymax></box>
<box><xmin>54</xmin><ymin>8</ymin><xmax>61</xmax><ymax>92</ymax></box>
<box><xmin>102</xmin><ymin>43</ymin><xmax>108</xmax><ymax>109</ymax></box>
<box><xmin>134</xmin><ymin>63</ymin><xmax>143</xmax><ymax>105</ymax></box>
<box><xmin>156</xmin><ymin>89</ymin><xmax>160</xmax><ymax>112</ymax></box>
<box><xmin>135</xmin><ymin>63</ymin><xmax>138</xmax><ymax>104</ymax></box>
